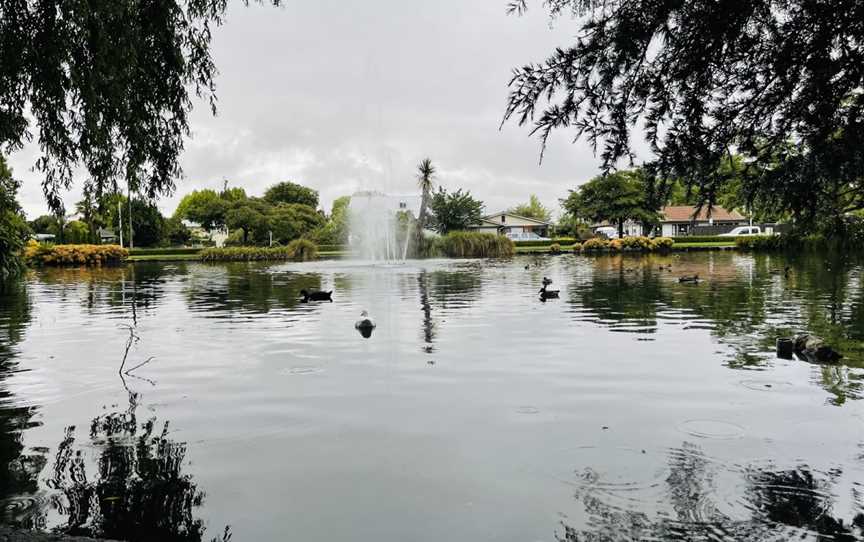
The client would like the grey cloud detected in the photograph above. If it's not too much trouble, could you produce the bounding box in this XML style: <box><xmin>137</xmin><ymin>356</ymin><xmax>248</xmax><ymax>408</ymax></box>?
<box><xmin>12</xmin><ymin>0</ymin><xmax>608</xmax><ymax>220</ymax></box>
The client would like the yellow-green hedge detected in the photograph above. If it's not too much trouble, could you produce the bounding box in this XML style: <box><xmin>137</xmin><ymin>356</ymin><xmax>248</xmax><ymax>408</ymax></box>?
<box><xmin>24</xmin><ymin>242</ymin><xmax>129</xmax><ymax>266</ymax></box>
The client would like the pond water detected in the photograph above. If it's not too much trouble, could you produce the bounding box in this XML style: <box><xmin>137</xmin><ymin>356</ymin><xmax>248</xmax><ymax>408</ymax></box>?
<box><xmin>1</xmin><ymin>252</ymin><xmax>864</xmax><ymax>541</ymax></box>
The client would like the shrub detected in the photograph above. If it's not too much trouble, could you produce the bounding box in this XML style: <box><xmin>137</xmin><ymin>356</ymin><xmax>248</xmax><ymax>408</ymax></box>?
<box><xmin>608</xmin><ymin>239</ymin><xmax>623</xmax><ymax>251</ymax></box>
<box><xmin>549</xmin><ymin>243</ymin><xmax>561</xmax><ymax>254</ymax></box>
<box><xmin>572</xmin><ymin>242</ymin><xmax>582</xmax><ymax>253</ymax></box>
<box><xmin>650</xmin><ymin>237</ymin><xmax>674</xmax><ymax>251</ymax></box>
<box><xmin>620</xmin><ymin>236</ymin><xmax>653</xmax><ymax>251</ymax></box>
<box><xmin>581</xmin><ymin>238</ymin><xmax>610</xmax><ymax>251</ymax></box>
<box><xmin>735</xmin><ymin>235</ymin><xmax>782</xmax><ymax>251</ymax></box>
<box><xmin>434</xmin><ymin>231</ymin><xmax>515</xmax><ymax>258</ymax></box>
<box><xmin>200</xmin><ymin>241</ymin><xmax>319</xmax><ymax>262</ymax></box>
<box><xmin>23</xmin><ymin>242</ymin><xmax>128</xmax><ymax>266</ymax></box>
<box><xmin>513</xmin><ymin>238</ymin><xmax>576</xmax><ymax>247</ymax></box>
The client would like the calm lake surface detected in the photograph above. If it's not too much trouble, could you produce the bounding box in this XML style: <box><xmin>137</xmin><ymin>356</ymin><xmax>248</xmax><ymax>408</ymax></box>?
<box><xmin>2</xmin><ymin>252</ymin><xmax>864</xmax><ymax>541</ymax></box>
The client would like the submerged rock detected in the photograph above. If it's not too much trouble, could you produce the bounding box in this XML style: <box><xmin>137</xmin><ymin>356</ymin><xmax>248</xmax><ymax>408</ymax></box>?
<box><xmin>777</xmin><ymin>334</ymin><xmax>843</xmax><ymax>363</ymax></box>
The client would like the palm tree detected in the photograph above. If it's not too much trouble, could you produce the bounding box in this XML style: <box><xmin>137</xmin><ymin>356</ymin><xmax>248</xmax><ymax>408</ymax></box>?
<box><xmin>416</xmin><ymin>158</ymin><xmax>436</xmax><ymax>247</ymax></box>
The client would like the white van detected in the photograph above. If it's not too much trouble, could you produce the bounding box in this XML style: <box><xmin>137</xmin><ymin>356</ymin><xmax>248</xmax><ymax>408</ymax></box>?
<box><xmin>718</xmin><ymin>226</ymin><xmax>762</xmax><ymax>237</ymax></box>
<box><xmin>594</xmin><ymin>226</ymin><xmax>619</xmax><ymax>239</ymax></box>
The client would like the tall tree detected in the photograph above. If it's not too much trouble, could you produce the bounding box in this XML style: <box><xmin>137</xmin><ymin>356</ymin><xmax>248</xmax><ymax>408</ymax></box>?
<box><xmin>173</xmin><ymin>190</ymin><xmax>227</xmax><ymax>230</ymax></box>
<box><xmin>0</xmin><ymin>1</ymin><xmax>281</xmax><ymax>212</ymax></box>
<box><xmin>504</xmin><ymin>1</ymin><xmax>864</xmax><ymax>229</ymax></box>
<box><xmin>0</xmin><ymin>156</ymin><xmax>29</xmax><ymax>281</ymax></box>
<box><xmin>429</xmin><ymin>188</ymin><xmax>484</xmax><ymax>234</ymax></box>
<box><xmin>416</xmin><ymin>159</ymin><xmax>436</xmax><ymax>241</ymax></box>
<box><xmin>509</xmin><ymin>194</ymin><xmax>551</xmax><ymax>222</ymax></box>
<box><xmin>263</xmin><ymin>181</ymin><xmax>319</xmax><ymax>208</ymax></box>
<box><xmin>563</xmin><ymin>171</ymin><xmax>657</xmax><ymax>238</ymax></box>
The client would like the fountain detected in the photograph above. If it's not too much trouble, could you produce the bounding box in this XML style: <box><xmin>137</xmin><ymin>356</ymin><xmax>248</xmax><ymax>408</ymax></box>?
<box><xmin>348</xmin><ymin>191</ymin><xmax>421</xmax><ymax>261</ymax></box>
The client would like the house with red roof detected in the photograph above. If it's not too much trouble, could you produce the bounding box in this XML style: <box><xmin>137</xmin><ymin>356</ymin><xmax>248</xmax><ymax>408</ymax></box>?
<box><xmin>659</xmin><ymin>205</ymin><xmax>748</xmax><ymax>237</ymax></box>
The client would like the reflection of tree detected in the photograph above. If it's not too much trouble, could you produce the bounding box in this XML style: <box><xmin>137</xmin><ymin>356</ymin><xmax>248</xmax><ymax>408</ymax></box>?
<box><xmin>418</xmin><ymin>271</ymin><xmax>436</xmax><ymax>352</ymax></box>
<box><xmin>557</xmin><ymin>443</ymin><xmax>864</xmax><ymax>541</ymax></box>
<box><xmin>570</xmin><ymin>253</ymin><xmax>864</xmax><ymax>398</ymax></box>
<box><xmin>187</xmin><ymin>262</ymin><xmax>321</xmax><ymax>314</ymax></box>
<box><xmin>0</xmin><ymin>281</ymin><xmax>47</xmax><ymax>529</ymax></box>
<box><xmin>47</xmin><ymin>392</ymin><xmax>228</xmax><ymax>542</ymax></box>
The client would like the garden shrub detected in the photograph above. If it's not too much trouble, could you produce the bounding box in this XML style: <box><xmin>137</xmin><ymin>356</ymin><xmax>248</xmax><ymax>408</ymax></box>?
<box><xmin>735</xmin><ymin>235</ymin><xmax>782</xmax><ymax>251</ymax></box>
<box><xmin>514</xmin><ymin>238</ymin><xmax>576</xmax><ymax>247</ymax></box>
<box><xmin>581</xmin><ymin>238</ymin><xmax>610</xmax><ymax>251</ymax></box>
<box><xmin>650</xmin><ymin>237</ymin><xmax>674</xmax><ymax>251</ymax></box>
<box><xmin>620</xmin><ymin>236</ymin><xmax>653</xmax><ymax>251</ymax></box>
<box><xmin>24</xmin><ymin>242</ymin><xmax>128</xmax><ymax>266</ymax></box>
<box><xmin>434</xmin><ymin>232</ymin><xmax>515</xmax><ymax>258</ymax></box>
<box><xmin>608</xmin><ymin>239</ymin><xmax>623</xmax><ymax>251</ymax></box>
<box><xmin>572</xmin><ymin>242</ymin><xmax>582</xmax><ymax>253</ymax></box>
<box><xmin>200</xmin><ymin>240</ymin><xmax>319</xmax><ymax>262</ymax></box>
<box><xmin>673</xmin><ymin>235</ymin><xmax>739</xmax><ymax>243</ymax></box>
<box><xmin>549</xmin><ymin>243</ymin><xmax>561</xmax><ymax>254</ymax></box>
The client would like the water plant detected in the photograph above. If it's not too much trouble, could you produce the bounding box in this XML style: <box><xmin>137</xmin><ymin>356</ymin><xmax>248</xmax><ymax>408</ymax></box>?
<box><xmin>433</xmin><ymin>232</ymin><xmax>515</xmax><ymax>258</ymax></box>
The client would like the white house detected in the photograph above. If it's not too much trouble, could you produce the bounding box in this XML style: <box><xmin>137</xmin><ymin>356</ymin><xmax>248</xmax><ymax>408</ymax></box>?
<box><xmin>468</xmin><ymin>212</ymin><xmax>550</xmax><ymax>237</ymax></box>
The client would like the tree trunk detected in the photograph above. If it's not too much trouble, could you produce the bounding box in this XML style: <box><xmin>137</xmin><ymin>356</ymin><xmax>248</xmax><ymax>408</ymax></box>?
<box><xmin>415</xmin><ymin>191</ymin><xmax>428</xmax><ymax>252</ymax></box>
<box><xmin>618</xmin><ymin>219</ymin><xmax>625</xmax><ymax>238</ymax></box>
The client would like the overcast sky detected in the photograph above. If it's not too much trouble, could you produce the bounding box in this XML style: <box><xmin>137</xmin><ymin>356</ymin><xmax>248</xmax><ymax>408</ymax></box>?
<box><xmin>11</xmin><ymin>0</ymin><xmax>611</xmax><ymax>221</ymax></box>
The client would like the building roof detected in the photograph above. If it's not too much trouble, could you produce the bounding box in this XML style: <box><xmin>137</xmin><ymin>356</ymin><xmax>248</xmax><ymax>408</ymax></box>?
<box><xmin>470</xmin><ymin>218</ymin><xmax>501</xmax><ymax>228</ymax></box>
<box><xmin>482</xmin><ymin>211</ymin><xmax>550</xmax><ymax>226</ymax></box>
<box><xmin>661</xmin><ymin>205</ymin><xmax>745</xmax><ymax>222</ymax></box>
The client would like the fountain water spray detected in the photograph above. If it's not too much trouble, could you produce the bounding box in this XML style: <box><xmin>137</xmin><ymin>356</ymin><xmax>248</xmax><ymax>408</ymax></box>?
<box><xmin>348</xmin><ymin>191</ymin><xmax>421</xmax><ymax>261</ymax></box>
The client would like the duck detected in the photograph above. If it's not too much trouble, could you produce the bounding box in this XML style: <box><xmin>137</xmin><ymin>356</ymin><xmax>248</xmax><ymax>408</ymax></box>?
<box><xmin>355</xmin><ymin>310</ymin><xmax>376</xmax><ymax>338</ymax></box>
<box><xmin>524</xmin><ymin>264</ymin><xmax>530</xmax><ymax>270</ymax></box>
<box><xmin>678</xmin><ymin>274</ymin><xmax>700</xmax><ymax>284</ymax></box>
<box><xmin>542</xmin><ymin>277</ymin><xmax>553</xmax><ymax>286</ymax></box>
<box><xmin>300</xmin><ymin>289</ymin><xmax>333</xmax><ymax>302</ymax></box>
<box><xmin>539</xmin><ymin>285</ymin><xmax>560</xmax><ymax>300</ymax></box>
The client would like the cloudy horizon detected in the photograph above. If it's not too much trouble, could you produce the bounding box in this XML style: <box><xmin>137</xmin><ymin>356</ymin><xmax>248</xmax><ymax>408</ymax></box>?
<box><xmin>10</xmin><ymin>1</ymin><xmax>612</xmax><ymax>222</ymax></box>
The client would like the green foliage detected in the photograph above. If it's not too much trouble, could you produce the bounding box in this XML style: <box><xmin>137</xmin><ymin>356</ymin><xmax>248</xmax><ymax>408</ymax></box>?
<box><xmin>226</xmin><ymin>204</ymin><xmax>268</xmax><ymax>245</ymax></box>
<box><xmin>0</xmin><ymin>1</ymin><xmax>281</xmax><ymax>212</ymax></box>
<box><xmin>221</xmin><ymin>187</ymin><xmax>247</xmax><ymax>203</ymax></box>
<box><xmin>264</xmin><ymin>181</ymin><xmax>319</xmax><ymax>208</ymax></box>
<box><xmin>675</xmin><ymin>235</ymin><xmax>741</xmax><ymax>244</ymax></box>
<box><xmin>429</xmin><ymin>188</ymin><xmax>484</xmax><ymax>234</ymax></box>
<box><xmin>163</xmin><ymin>216</ymin><xmax>192</xmax><ymax>246</ymax></box>
<box><xmin>0</xmin><ymin>157</ymin><xmax>29</xmax><ymax>280</ymax></box>
<box><xmin>64</xmin><ymin>220</ymin><xmax>90</xmax><ymax>244</ymax></box>
<box><xmin>736</xmin><ymin>235</ymin><xmax>784</xmax><ymax>251</ymax></box>
<box><xmin>313</xmin><ymin>196</ymin><xmax>350</xmax><ymax>245</ymax></box>
<box><xmin>268</xmin><ymin>203</ymin><xmax>324</xmax><ymax>245</ymax></box>
<box><xmin>563</xmin><ymin>170</ymin><xmax>658</xmax><ymax>237</ymax></box>
<box><xmin>23</xmin><ymin>242</ymin><xmax>128</xmax><ymax>266</ymax></box>
<box><xmin>549</xmin><ymin>242</ymin><xmax>561</xmax><ymax>254</ymax></box>
<box><xmin>513</xmin><ymin>238</ymin><xmax>576</xmax><ymax>247</ymax></box>
<box><xmin>504</xmin><ymin>1</ymin><xmax>864</xmax><ymax>234</ymax></box>
<box><xmin>433</xmin><ymin>232</ymin><xmax>515</xmax><ymax>258</ymax></box>
<box><xmin>509</xmin><ymin>194</ymin><xmax>552</xmax><ymax>222</ymax></box>
<box><xmin>555</xmin><ymin>214</ymin><xmax>595</xmax><ymax>240</ymax></box>
<box><xmin>650</xmin><ymin>237</ymin><xmax>674</xmax><ymax>251</ymax></box>
<box><xmin>29</xmin><ymin>215</ymin><xmax>62</xmax><ymax>237</ymax></box>
<box><xmin>199</xmin><ymin>240</ymin><xmax>318</xmax><ymax>262</ymax></box>
<box><xmin>619</xmin><ymin>236</ymin><xmax>653</xmax><ymax>251</ymax></box>
<box><xmin>173</xmin><ymin>190</ymin><xmax>227</xmax><ymax>230</ymax></box>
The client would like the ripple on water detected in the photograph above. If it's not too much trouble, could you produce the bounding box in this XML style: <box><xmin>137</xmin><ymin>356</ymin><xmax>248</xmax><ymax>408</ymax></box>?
<box><xmin>677</xmin><ymin>419</ymin><xmax>746</xmax><ymax>440</ymax></box>
<box><xmin>281</xmin><ymin>366</ymin><xmax>326</xmax><ymax>376</ymax></box>
<box><xmin>739</xmin><ymin>379</ymin><xmax>794</xmax><ymax>392</ymax></box>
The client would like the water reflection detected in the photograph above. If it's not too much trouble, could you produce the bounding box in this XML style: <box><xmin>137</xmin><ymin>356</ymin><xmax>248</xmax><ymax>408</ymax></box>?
<box><xmin>45</xmin><ymin>392</ymin><xmax>227</xmax><ymax>542</ymax></box>
<box><xmin>186</xmin><ymin>262</ymin><xmax>322</xmax><ymax>315</ymax></box>
<box><xmin>0</xmin><ymin>282</ymin><xmax>46</xmax><ymax>529</ymax></box>
<box><xmin>558</xmin><ymin>443</ymin><xmax>864</xmax><ymax>541</ymax></box>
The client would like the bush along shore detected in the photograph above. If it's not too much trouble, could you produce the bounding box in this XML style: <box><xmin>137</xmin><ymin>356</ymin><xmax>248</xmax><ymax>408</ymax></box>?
<box><xmin>23</xmin><ymin>242</ymin><xmax>129</xmax><ymax>266</ymax></box>
<box><xmin>199</xmin><ymin>239</ymin><xmax>318</xmax><ymax>262</ymax></box>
